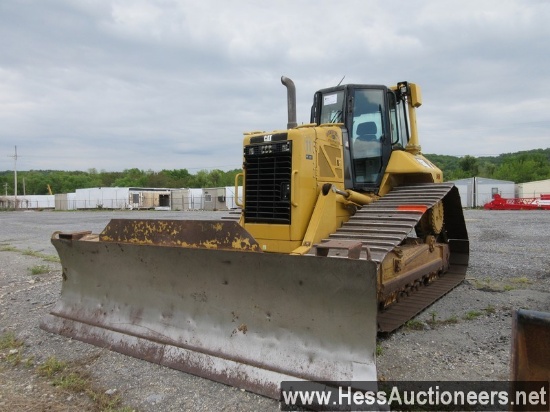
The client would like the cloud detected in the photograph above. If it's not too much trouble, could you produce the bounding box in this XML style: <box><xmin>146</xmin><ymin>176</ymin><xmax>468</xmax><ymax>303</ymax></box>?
<box><xmin>0</xmin><ymin>0</ymin><xmax>548</xmax><ymax>172</ymax></box>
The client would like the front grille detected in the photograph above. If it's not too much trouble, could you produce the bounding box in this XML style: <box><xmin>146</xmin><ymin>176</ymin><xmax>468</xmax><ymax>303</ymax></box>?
<box><xmin>244</xmin><ymin>141</ymin><xmax>292</xmax><ymax>224</ymax></box>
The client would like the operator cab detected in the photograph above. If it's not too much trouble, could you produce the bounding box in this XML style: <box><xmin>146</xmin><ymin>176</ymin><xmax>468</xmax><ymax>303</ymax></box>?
<box><xmin>310</xmin><ymin>84</ymin><xmax>410</xmax><ymax>193</ymax></box>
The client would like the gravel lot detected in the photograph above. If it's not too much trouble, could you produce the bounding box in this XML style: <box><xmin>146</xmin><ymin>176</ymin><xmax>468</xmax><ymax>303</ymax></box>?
<box><xmin>1</xmin><ymin>209</ymin><xmax>549</xmax><ymax>411</ymax></box>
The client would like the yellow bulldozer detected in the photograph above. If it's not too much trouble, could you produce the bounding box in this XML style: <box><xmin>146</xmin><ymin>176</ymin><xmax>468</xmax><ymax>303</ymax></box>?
<box><xmin>41</xmin><ymin>77</ymin><xmax>468</xmax><ymax>399</ymax></box>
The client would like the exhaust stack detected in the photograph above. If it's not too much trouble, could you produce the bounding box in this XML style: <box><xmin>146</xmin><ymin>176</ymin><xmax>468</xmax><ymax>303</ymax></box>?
<box><xmin>281</xmin><ymin>76</ymin><xmax>297</xmax><ymax>129</ymax></box>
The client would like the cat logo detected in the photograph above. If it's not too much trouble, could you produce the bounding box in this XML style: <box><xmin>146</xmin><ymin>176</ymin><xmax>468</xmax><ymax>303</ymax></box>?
<box><xmin>327</xmin><ymin>130</ymin><xmax>338</xmax><ymax>141</ymax></box>
<box><xmin>263</xmin><ymin>135</ymin><xmax>272</xmax><ymax>142</ymax></box>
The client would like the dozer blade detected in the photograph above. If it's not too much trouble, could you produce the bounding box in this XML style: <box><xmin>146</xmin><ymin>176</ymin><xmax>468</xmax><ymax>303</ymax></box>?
<box><xmin>41</xmin><ymin>220</ymin><xmax>378</xmax><ymax>399</ymax></box>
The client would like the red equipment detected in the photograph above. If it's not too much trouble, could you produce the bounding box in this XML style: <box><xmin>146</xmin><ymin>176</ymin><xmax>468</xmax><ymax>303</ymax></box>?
<box><xmin>484</xmin><ymin>194</ymin><xmax>550</xmax><ymax>210</ymax></box>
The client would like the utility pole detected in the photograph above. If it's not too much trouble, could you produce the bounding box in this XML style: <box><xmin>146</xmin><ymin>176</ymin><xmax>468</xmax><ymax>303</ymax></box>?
<box><xmin>8</xmin><ymin>146</ymin><xmax>18</xmax><ymax>209</ymax></box>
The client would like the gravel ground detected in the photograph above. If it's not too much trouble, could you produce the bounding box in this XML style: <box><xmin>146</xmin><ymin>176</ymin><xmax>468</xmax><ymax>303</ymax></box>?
<box><xmin>1</xmin><ymin>209</ymin><xmax>549</xmax><ymax>411</ymax></box>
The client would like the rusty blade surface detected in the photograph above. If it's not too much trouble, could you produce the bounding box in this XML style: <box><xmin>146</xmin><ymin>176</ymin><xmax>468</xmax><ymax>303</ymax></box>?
<box><xmin>99</xmin><ymin>219</ymin><xmax>261</xmax><ymax>251</ymax></box>
<box><xmin>511</xmin><ymin>309</ymin><xmax>550</xmax><ymax>382</ymax></box>
<box><xmin>41</xmin><ymin>233</ymin><xmax>378</xmax><ymax>399</ymax></box>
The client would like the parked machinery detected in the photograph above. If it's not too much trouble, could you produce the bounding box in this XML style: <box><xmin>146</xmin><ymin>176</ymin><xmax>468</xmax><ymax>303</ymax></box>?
<box><xmin>42</xmin><ymin>77</ymin><xmax>468</xmax><ymax>398</ymax></box>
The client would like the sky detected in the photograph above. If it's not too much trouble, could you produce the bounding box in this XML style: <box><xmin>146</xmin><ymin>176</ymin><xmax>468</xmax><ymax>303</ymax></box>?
<box><xmin>1</xmin><ymin>0</ymin><xmax>549</xmax><ymax>172</ymax></box>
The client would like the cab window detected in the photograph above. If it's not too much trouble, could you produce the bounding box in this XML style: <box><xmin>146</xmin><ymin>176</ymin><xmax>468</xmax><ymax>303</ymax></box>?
<box><xmin>389</xmin><ymin>91</ymin><xmax>408</xmax><ymax>149</ymax></box>
<box><xmin>319</xmin><ymin>91</ymin><xmax>345</xmax><ymax>124</ymax></box>
<box><xmin>350</xmin><ymin>89</ymin><xmax>385</xmax><ymax>184</ymax></box>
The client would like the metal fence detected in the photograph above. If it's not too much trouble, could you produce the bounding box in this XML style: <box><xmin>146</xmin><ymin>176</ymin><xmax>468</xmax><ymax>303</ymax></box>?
<box><xmin>0</xmin><ymin>195</ymin><xmax>241</xmax><ymax>211</ymax></box>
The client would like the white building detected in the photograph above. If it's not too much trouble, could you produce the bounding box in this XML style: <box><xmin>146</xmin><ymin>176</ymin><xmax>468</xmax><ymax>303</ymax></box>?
<box><xmin>202</xmin><ymin>187</ymin><xmax>228</xmax><ymax>211</ymax></box>
<box><xmin>199</xmin><ymin>187</ymin><xmax>244</xmax><ymax>211</ymax></box>
<box><xmin>55</xmin><ymin>193</ymin><xmax>77</xmax><ymax>210</ymax></box>
<box><xmin>188</xmin><ymin>188</ymin><xmax>204</xmax><ymax>210</ymax></box>
<box><xmin>0</xmin><ymin>195</ymin><xmax>55</xmax><ymax>209</ymax></box>
<box><xmin>74</xmin><ymin>187</ymin><xmax>130</xmax><ymax>209</ymax></box>
<box><xmin>170</xmin><ymin>189</ymin><xmax>192</xmax><ymax>211</ymax></box>
<box><xmin>451</xmin><ymin>177</ymin><xmax>515</xmax><ymax>208</ymax></box>
<box><xmin>225</xmin><ymin>186</ymin><xmax>243</xmax><ymax>209</ymax></box>
<box><xmin>516</xmin><ymin>179</ymin><xmax>550</xmax><ymax>198</ymax></box>
<box><xmin>22</xmin><ymin>185</ymin><xmax>246</xmax><ymax>211</ymax></box>
<box><xmin>71</xmin><ymin>187</ymin><xmax>172</xmax><ymax>210</ymax></box>
<box><xmin>172</xmin><ymin>187</ymin><xmax>243</xmax><ymax>210</ymax></box>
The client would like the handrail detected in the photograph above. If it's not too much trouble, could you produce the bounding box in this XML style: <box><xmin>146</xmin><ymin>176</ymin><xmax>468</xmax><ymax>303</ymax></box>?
<box><xmin>235</xmin><ymin>173</ymin><xmax>244</xmax><ymax>208</ymax></box>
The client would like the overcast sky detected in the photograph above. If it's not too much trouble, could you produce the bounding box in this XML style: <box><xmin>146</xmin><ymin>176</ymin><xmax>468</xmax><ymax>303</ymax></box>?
<box><xmin>1</xmin><ymin>0</ymin><xmax>548</xmax><ymax>172</ymax></box>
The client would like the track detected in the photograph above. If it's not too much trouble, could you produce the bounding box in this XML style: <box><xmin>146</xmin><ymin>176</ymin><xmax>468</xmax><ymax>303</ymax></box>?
<box><xmin>312</xmin><ymin>183</ymin><xmax>469</xmax><ymax>332</ymax></box>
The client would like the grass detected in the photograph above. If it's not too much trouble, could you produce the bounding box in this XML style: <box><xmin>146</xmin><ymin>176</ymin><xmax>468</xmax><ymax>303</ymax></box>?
<box><xmin>52</xmin><ymin>372</ymin><xmax>89</xmax><ymax>392</ymax></box>
<box><xmin>483</xmin><ymin>304</ymin><xmax>497</xmax><ymax>314</ymax></box>
<box><xmin>36</xmin><ymin>355</ymin><xmax>133</xmax><ymax>411</ymax></box>
<box><xmin>38</xmin><ymin>356</ymin><xmax>67</xmax><ymax>377</ymax></box>
<box><xmin>0</xmin><ymin>332</ymin><xmax>25</xmax><ymax>366</ymax></box>
<box><xmin>395</xmin><ymin>304</ymin><xmax>501</xmax><ymax>334</ymax></box>
<box><xmin>22</xmin><ymin>248</ymin><xmax>61</xmax><ymax>263</ymax></box>
<box><xmin>401</xmin><ymin>313</ymin><xmax>460</xmax><ymax>329</ymax></box>
<box><xmin>510</xmin><ymin>276</ymin><xmax>532</xmax><ymax>285</ymax></box>
<box><xmin>463</xmin><ymin>310</ymin><xmax>483</xmax><ymax>320</ymax></box>
<box><xmin>428</xmin><ymin>315</ymin><xmax>459</xmax><ymax>327</ymax></box>
<box><xmin>471</xmin><ymin>276</ymin><xmax>533</xmax><ymax>292</ymax></box>
<box><xmin>426</xmin><ymin>311</ymin><xmax>457</xmax><ymax>327</ymax></box>
<box><xmin>0</xmin><ymin>243</ymin><xmax>60</xmax><ymax>263</ymax></box>
<box><xmin>0</xmin><ymin>332</ymin><xmax>23</xmax><ymax>350</ymax></box>
<box><xmin>404</xmin><ymin>319</ymin><xmax>425</xmax><ymax>330</ymax></box>
<box><xmin>24</xmin><ymin>355</ymin><xmax>35</xmax><ymax>368</ymax></box>
<box><xmin>88</xmin><ymin>390</ymin><xmax>133</xmax><ymax>412</ymax></box>
<box><xmin>0</xmin><ymin>288</ymin><xmax>133</xmax><ymax>411</ymax></box>
<box><xmin>29</xmin><ymin>264</ymin><xmax>51</xmax><ymax>275</ymax></box>
<box><xmin>471</xmin><ymin>277</ymin><xmax>503</xmax><ymax>292</ymax></box>
<box><xmin>403</xmin><ymin>313</ymin><xmax>461</xmax><ymax>330</ymax></box>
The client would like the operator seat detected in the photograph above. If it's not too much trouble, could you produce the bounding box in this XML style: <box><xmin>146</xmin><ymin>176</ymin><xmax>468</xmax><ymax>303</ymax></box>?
<box><xmin>353</xmin><ymin>121</ymin><xmax>381</xmax><ymax>158</ymax></box>
<box><xmin>353</xmin><ymin>121</ymin><xmax>382</xmax><ymax>184</ymax></box>
<box><xmin>356</xmin><ymin>121</ymin><xmax>378</xmax><ymax>141</ymax></box>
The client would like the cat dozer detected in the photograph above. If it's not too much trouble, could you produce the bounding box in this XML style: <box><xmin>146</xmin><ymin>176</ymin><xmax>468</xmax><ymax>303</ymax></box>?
<box><xmin>41</xmin><ymin>77</ymin><xmax>468</xmax><ymax>399</ymax></box>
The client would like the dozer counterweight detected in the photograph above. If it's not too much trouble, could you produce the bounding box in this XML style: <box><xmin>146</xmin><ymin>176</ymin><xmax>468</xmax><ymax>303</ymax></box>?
<box><xmin>41</xmin><ymin>76</ymin><xmax>469</xmax><ymax>399</ymax></box>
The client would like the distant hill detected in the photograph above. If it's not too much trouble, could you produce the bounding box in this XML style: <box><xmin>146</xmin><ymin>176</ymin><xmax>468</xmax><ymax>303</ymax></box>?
<box><xmin>1</xmin><ymin>148</ymin><xmax>549</xmax><ymax>195</ymax></box>
<box><xmin>425</xmin><ymin>148</ymin><xmax>550</xmax><ymax>183</ymax></box>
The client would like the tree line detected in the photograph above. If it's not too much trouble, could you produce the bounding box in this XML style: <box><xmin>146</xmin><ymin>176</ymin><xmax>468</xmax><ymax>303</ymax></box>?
<box><xmin>0</xmin><ymin>148</ymin><xmax>549</xmax><ymax>196</ymax></box>
<box><xmin>0</xmin><ymin>168</ymin><xmax>242</xmax><ymax>196</ymax></box>
<box><xmin>425</xmin><ymin>148</ymin><xmax>550</xmax><ymax>183</ymax></box>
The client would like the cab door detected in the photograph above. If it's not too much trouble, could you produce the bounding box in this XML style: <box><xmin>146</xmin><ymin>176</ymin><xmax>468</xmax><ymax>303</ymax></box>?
<box><xmin>348</xmin><ymin>87</ymin><xmax>394</xmax><ymax>192</ymax></box>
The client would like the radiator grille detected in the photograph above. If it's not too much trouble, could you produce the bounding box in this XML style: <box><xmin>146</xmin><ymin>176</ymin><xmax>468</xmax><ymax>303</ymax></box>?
<box><xmin>244</xmin><ymin>141</ymin><xmax>292</xmax><ymax>224</ymax></box>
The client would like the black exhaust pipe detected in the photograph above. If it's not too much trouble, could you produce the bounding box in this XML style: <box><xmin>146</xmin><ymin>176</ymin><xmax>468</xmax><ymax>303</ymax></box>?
<box><xmin>281</xmin><ymin>76</ymin><xmax>297</xmax><ymax>129</ymax></box>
